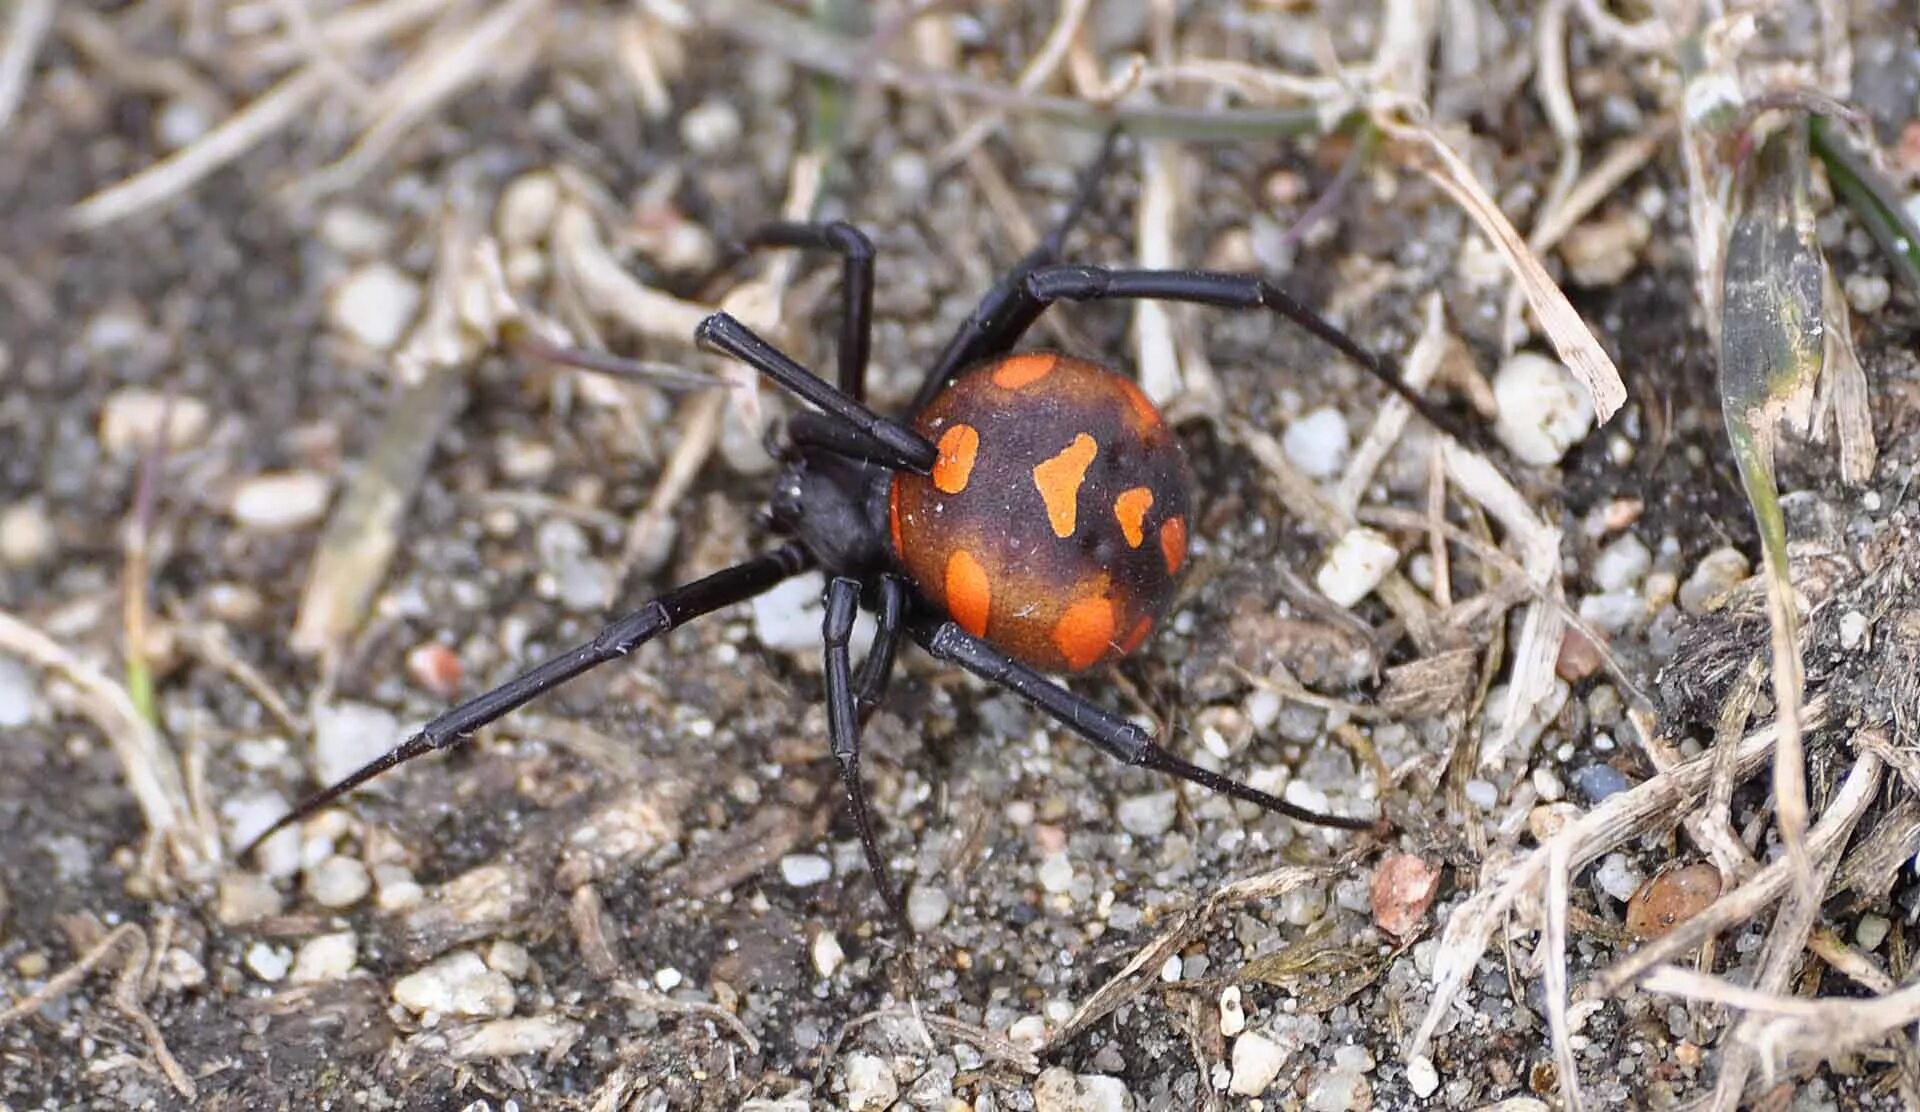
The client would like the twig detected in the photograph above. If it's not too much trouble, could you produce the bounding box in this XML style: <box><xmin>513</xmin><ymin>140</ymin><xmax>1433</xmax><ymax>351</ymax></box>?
<box><xmin>611</xmin><ymin>981</ymin><xmax>760</xmax><ymax>1056</ymax></box>
<box><xmin>0</xmin><ymin>0</ymin><xmax>55</xmax><ymax>137</ymax></box>
<box><xmin>932</xmin><ymin>0</ymin><xmax>1089</xmax><ymax>171</ymax></box>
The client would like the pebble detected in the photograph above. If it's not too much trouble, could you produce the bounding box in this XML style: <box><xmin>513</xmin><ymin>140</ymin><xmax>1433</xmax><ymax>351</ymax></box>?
<box><xmin>844</xmin><ymin>1053</ymin><xmax>899</xmax><ymax>1111</ymax></box>
<box><xmin>317</xmin><ymin>205</ymin><xmax>393</xmax><ymax>258</ymax></box>
<box><xmin>1332</xmin><ymin>1045</ymin><xmax>1374</xmax><ymax>1071</ymax></box>
<box><xmin>1370</xmin><ymin>853</ymin><xmax>1442</xmax><ymax>938</ymax></box>
<box><xmin>0</xmin><ymin>502</ymin><xmax>55</xmax><ymax>566</ymax></box>
<box><xmin>216</xmin><ymin>872</ymin><xmax>284</xmax><ymax>925</ymax></box>
<box><xmin>312</xmin><ymin>701</ymin><xmax>401</xmax><ymax>787</ymax></box>
<box><xmin>1008</xmin><ymin>1015</ymin><xmax>1049</xmax><ymax>1047</ymax></box>
<box><xmin>229</xmin><ymin>471</ymin><xmax>332</xmax><ymax>533</ymax></box>
<box><xmin>907</xmin><ymin>883</ymin><xmax>951</xmax><ymax>932</ymax></box>
<box><xmin>811</xmin><ymin>929</ymin><xmax>845</xmax><ymax>978</ymax></box>
<box><xmin>1559</xmin><ymin>209</ymin><xmax>1650</xmax><ymax>287</ymax></box>
<box><xmin>1555</xmin><ymin>627</ymin><xmax>1605</xmax><ymax>682</ymax></box>
<box><xmin>219</xmin><ymin>790</ymin><xmax>300</xmax><ymax>876</ymax></box>
<box><xmin>1307</xmin><ymin>1068</ymin><xmax>1370</xmax><ymax>1112</ymax></box>
<box><xmin>1463</xmin><ymin>779</ymin><xmax>1499</xmax><ymax>810</ymax></box>
<box><xmin>1574</xmin><ymin>764</ymin><xmax>1631</xmax><ymax>803</ymax></box>
<box><xmin>485</xmin><ymin>940</ymin><xmax>532</xmax><ymax>979</ymax></box>
<box><xmin>330</xmin><ymin>262</ymin><xmax>422</xmax><ymax>351</ymax></box>
<box><xmin>1840</xmin><ymin>611</ymin><xmax>1870</xmax><ymax>651</ymax></box>
<box><xmin>306</xmin><ymin>855</ymin><xmax>372</xmax><ymax>908</ymax></box>
<box><xmin>1229</xmin><ymin>1032</ymin><xmax>1289</xmax><ymax>1096</ymax></box>
<box><xmin>1626</xmin><ymin>863</ymin><xmax>1723</xmax><ymax>939</ymax></box>
<box><xmin>1845</xmin><ymin>272</ymin><xmax>1891</xmax><ymax>315</ymax></box>
<box><xmin>1595</xmin><ymin>852</ymin><xmax>1645</xmax><ymax>902</ymax></box>
<box><xmin>1315</xmin><ymin>527</ymin><xmax>1400</xmax><ymax>608</ymax></box>
<box><xmin>680</xmin><ymin>99</ymin><xmax>744</xmax><ymax>155</ymax></box>
<box><xmin>1283</xmin><ymin>407</ymin><xmax>1350</xmax><ymax>478</ymax></box>
<box><xmin>290</xmin><ymin>932</ymin><xmax>359</xmax><ymax>983</ymax></box>
<box><xmin>1576</xmin><ymin>590</ymin><xmax>1643</xmax><ymax>635</ymax></box>
<box><xmin>1678</xmin><ymin>547</ymin><xmax>1749</xmax><ymax>615</ymax></box>
<box><xmin>245</xmin><ymin>942</ymin><xmax>293</xmax><ymax>982</ymax></box>
<box><xmin>406</xmin><ymin>642</ymin><xmax>463</xmax><ymax>699</ymax></box>
<box><xmin>0</xmin><ymin>658</ymin><xmax>39</xmax><ymax>728</ymax></box>
<box><xmin>1037</xmin><ymin>851</ymin><xmax>1075</xmax><ymax>894</ymax></box>
<box><xmin>373</xmin><ymin>863</ymin><xmax>424</xmax><ymax>911</ymax></box>
<box><xmin>158</xmin><ymin>948</ymin><xmax>207</xmax><ymax>991</ymax></box>
<box><xmin>1406</xmin><ymin>1055</ymin><xmax>1441</xmax><ymax>1098</ymax></box>
<box><xmin>1032</xmin><ymin>1067</ymin><xmax>1132</xmax><ymax>1112</ymax></box>
<box><xmin>497</xmin><ymin>173</ymin><xmax>561</xmax><ymax>247</ymax></box>
<box><xmin>1219</xmin><ymin>985</ymin><xmax>1246</xmax><ymax>1037</ymax></box>
<box><xmin>393</xmin><ymin>951</ymin><xmax>516</xmax><ymax>1019</ymax></box>
<box><xmin>1858</xmin><ymin>913</ymin><xmax>1892</xmax><ymax>951</ymax></box>
<box><xmin>1116</xmin><ymin>791</ymin><xmax>1178</xmax><ymax>838</ymax></box>
<box><xmin>1492</xmin><ymin>352</ymin><xmax>1594</xmax><ymax>465</ymax></box>
<box><xmin>779</xmin><ymin>853</ymin><xmax>832</xmax><ymax>887</ymax></box>
<box><xmin>535</xmin><ymin>519</ymin><xmax>616</xmax><ymax>613</ymax></box>
<box><xmin>99</xmin><ymin>389</ymin><xmax>213</xmax><ymax>457</ymax></box>
<box><xmin>1593</xmin><ymin>533</ymin><xmax>1651</xmax><ymax>591</ymax></box>
<box><xmin>752</xmin><ymin>572</ymin><xmax>830</xmax><ymax>655</ymax></box>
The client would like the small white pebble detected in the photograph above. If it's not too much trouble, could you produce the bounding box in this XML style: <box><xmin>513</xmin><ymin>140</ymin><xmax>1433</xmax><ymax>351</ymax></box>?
<box><xmin>1229</xmin><ymin>1032</ymin><xmax>1288</xmax><ymax>1096</ymax></box>
<box><xmin>0</xmin><ymin>501</ymin><xmax>56</xmax><ymax>567</ymax></box>
<box><xmin>485</xmin><ymin>940</ymin><xmax>532</xmax><ymax>979</ymax></box>
<box><xmin>1840</xmin><ymin>611</ymin><xmax>1870</xmax><ymax>651</ymax></box>
<box><xmin>1857</xmin><ymin>913</ymin><xmax>1891</xmax><ymax>952</ymax></box>
<box><xmin>374</xmin><ymin>863</ymin><xmax>424</xmax><ymax>911</ymax></box>
<box><xmin>245</xmin><ymin>943</ymin><xmax>293</xmax><ymax>983</ymax></box>
<box><xmin>317</xmin><ymin>205</ymin><xmax>393</xmax><ymax>258</ymax></box>
<box><xmin>780</xmin><ymin>854</ymin><xmax>832</xmax><ymax>887</ymax></box>
<box><xmin>1679</xmin><ymin>548</ymin><xmax>1749</xmax><ymax>614</ymax></box>
<box><xmin>313</xmin><ymin>702</ymin><xmax>400</xmax><ymax>788</ymax></box>
<box><xmin>306</xmin><ymin>855</ymin><xmax>371</xmax><ymax>909</ymax></box>
<box><xmin>0</xmin><ymin>658</ymin><xmax>40</xmax><ymax>728</ymax></box>
<box><xmin>1116</xmin><ymin>791</ymin><xmax>1178</xmax><ymax>838</ymax></box>
<box><xmin>1219</xmin><ymin>985</ymin><xmax>1246</xmax><ymax>1037</ymax></box>
<box><xmin>1315</xmin><ymin>527</ymin><xmax>1400</xmax><ymax>608</ymax></box>
<box><xmin>229</xmin><ymin>471</ymin><xmax>331</xmax><ymax>533</ymax></box>
<box><xmin>1493</xmin><ymin>351</ymin><xmax>1595</xmax><ymax>465</ymax></box>
<box><xmin>1406</xmin><ymin>1054</ymin><xmax>1440</xmax><ymax>1098</ymax></box>
<box><xmin>393</xmin><ymin>951</ymin><xmax>516</xmax><ymax>1019</ymax></box>
<box><xmin>1593</xmin><ymin>533</ymin><xmax>1652</xmax><ymax>592</ymax></box>
<box><xmin>906</xmin><ymin>883</ymin><xmax>951</xmax><ymax>932</ymax></box>
<box><xmin>653</xmin><ymin>967</ymin><xmax>683</xmax><ymax>991</ymax></box>
<box><xmin>1307</xmin><ymin>1068</ymin><xmax>1370</xmax><ymax>1112</ymax></box>
<box><xmin>1332</xmin><ymin>1044</ymin><xmax>1374</xmax><ymax>1071</ymax></box>
<box><xmin>1596</xmin><ymin>852</ymin><xmax>1645</xmax><ymax>903</ymax></box>
<box><xmin>99</xmin><ymin>389</ymin><xmax>212</xmax><ymax>457</ymax></box>
<box><xmin>290</xmin><ymin>932</ymin><xmax>358</xmax><ymax>983</ymax></box>
<box><xmin>1037</xmin><ymin>851</ymin><xmax>1076</xmax><ymax>894</ymax></box>
<box><xmin>330</xmin><ymin>262</ymin><xmax>421</xmax><ymax>351</ymax></box>
<box><xmin>1283</xmin><ymin>406</ymin><xmax>1350</xmax><ymax>478</ymax></box>
<box><xmin>680</xmin><ymin>100</ymin><xmax>744</xmax><ymax>155</ymax></box>
<box><xmin>843</xmin><ymin>1053</ymin><xmax>899</xmax><ymax>1111</ymax></box>
<box><xmin>1845</xmin><ymin>272</ymin><xmax>1891</xmax><ymax>315</ymax></box>
<box><xmin>158</xmin><ymin>948</ymin><xmax>207</xmax><ymax>992</ymax></box>
<box><xmin>1463</xmin><ymin>779</ymin><xmax>1499</xmax><ymax>810</ymax></box>
<box><xmin>1160</xmin><ymin>954</ymin><xmax>1184</xmax><ymax>983</ymax></box>
<box><xmin>217</xmin><ymin>873</ymin><xmax>284</xmax><ymax>925</ymax></box>
<box><xmin>1008</xmin><ymin>1015</ymin><xmax>1049</xmax><ymax>1047</ymax></box>
<box><xmin>496</xmin><ymin>173</ymin><xmax>560</xmax><ymax>248</ymax></box>
<box><xmin>812</xmin><ymin>930</ymin><xmax>846</xmax><ymax>978</ymax></box>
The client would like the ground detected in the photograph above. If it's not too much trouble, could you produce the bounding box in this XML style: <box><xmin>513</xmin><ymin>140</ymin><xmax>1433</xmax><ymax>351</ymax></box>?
<box><xmin>2</xmin><ymin>2</ymin><xmax>1919</xmax><ymax>1110</ymax></box>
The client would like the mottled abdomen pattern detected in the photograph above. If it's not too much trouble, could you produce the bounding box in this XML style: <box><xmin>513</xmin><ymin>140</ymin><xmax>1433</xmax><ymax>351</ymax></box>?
<box><xmin>890</xmin><ymin>352</ymin><xmax>1192</xmax><ymax>673</ymax></box>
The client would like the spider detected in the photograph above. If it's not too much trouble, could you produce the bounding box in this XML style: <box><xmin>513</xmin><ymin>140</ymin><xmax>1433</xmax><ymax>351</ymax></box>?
<box><xmin>249</xmin><ymin>140</ymin><xmax>1450</xmax><ymax>932</ymax></box>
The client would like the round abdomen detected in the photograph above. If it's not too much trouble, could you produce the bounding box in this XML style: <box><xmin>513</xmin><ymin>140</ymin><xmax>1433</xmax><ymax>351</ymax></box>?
<box><xmin>889</xmin><ymin>352</ymin><xmax>1192</xmax><ymax>674</ymax></box>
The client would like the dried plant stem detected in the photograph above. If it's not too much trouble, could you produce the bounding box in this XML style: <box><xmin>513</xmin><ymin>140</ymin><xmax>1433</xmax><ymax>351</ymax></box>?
<box><xmin>0</xmin><ymin>0</ymin><xmax>55</xmax><ymax>137</ymax></box>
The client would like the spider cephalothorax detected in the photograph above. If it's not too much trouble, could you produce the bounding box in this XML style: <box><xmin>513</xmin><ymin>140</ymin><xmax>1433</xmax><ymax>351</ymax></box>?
<box><xmin>248</xmin><ymin>139</ymin><xmax>1446</xmax><ymax>931</ymax></box>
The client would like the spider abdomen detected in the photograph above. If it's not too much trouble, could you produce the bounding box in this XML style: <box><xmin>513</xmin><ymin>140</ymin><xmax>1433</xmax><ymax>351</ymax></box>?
<box><xmin>889</xmin><ymin>352</ymin><xmax>1192</xmax><ymax>674</ymax></box>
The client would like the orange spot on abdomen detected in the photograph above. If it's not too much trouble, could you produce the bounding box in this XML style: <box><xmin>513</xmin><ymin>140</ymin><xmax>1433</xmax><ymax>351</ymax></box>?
<box><xmin>1116</xmin><ymin>377</ymin><xmax>1164</xmax><ymax>431</ymax></box>
<box><xmin>992</xmin><ymin>352</ymin><xmax>1058</xmax><ymax>390</ymax></box>
<box><xmin>933</xmin><ymin>424</ymin><xmax>980</xmax><ymax>494</ymax></box>
<box><xmin>1033</xmin><ymin>433</ymin><xmax>1098</xmax><ymax>538</ymax></box>
<box><xmin>1160</xmin><ymin>516</ymin><xmax>1188</xmax><ymax>574</ymax></box>
<box><xmin>888</xmin><ymin>476</ymin><xmax>905</xmax><ymax>556</ymax></box>
<box><xmin>944</xmin><ymin>549</ymin><xmax>992</xmax><ymax>638</ymax></box>
<box><xmin>1052</xmin><ymin>595</ymin><xmax>1116</xmax><ymax>671</ymax></box>
<box><xmin>1119</xmin><ymin>615</ymin><xmax>1154</xmax><ymax>655</ymax></box>
<box><xmin>1114</xmin><ymin>487</ymin><xmax>1154</xmax><ymax>548</ymax></box>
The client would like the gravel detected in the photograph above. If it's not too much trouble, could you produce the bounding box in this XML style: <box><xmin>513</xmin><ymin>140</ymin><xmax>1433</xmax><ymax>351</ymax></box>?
<box><xmin>1229</xmin><ymin>1031</ymin><xmax>1290</xmax><ymax>1096</ymax></box>
<box><xmin>0</xmin><ymin>657</ymin><xmax>39</xmax><ymax>728</ymax></box>
<box><xmin>1283</xmin><ymin>406</ymin><xmax>1351</xmax><ymax>478</ymax></box>
<box><xmin>392</xmin><ymin>951</ymin><xmax>517</xmax><ymax>1020</ymax></box>
<box><xmin>1491</xmin><ymin>351</ymin><xmax>1596</xmax><ymax>465</ymax></box>
<box><xmin>779</xmin><ymin>853</ymin><xmax>833</xmax><ymax>887</ymax></box>
<box><xmin>289</xmin><ymin>932</ymin><xmax>359</xmax><ymax>983</ymax></box>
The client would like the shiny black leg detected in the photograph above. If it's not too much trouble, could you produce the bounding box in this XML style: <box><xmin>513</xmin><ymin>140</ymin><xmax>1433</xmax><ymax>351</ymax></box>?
<box><xmin>824</xmin><ymin>576</ymin><xmax>911</xmax><ymax>933</ymax></box>
<box><xmin>742</xmin><ymin>221</ymin><xmax>875</xmax><ymax>402</ymax></box>
<box><xmin>245</xmin><ymin>544</ymin><xmax>813</xmax><ymax>855</ymax></box>
<box><xmin>854</xmin><ymin>574</ymin><xmax>909</xmax><ymax>714</ymax></box>
<box><xmin>912</xmin><ymin>617</ymin><xmax>1379</xmax><ymax>832</ymax></box>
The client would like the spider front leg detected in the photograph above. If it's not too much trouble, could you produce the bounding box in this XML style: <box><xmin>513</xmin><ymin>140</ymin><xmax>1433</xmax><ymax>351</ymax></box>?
<box><xmin>740</xmin><ymin>221</ymin><xmax>875</xmax><ymax>401</ymax></box>
<box><xmin>824</xmin><ymin>576</ymin><xmax>911</xmax><ymax>934</ymax></box>
<box><xmin>245</xmin><ymin>544</ymin><xmax>813</xmax><ymax>856</ymax></box>
<box><xmin>912</xmin><ymin>618</ymin><xmax>1380</xmax><ymax>833</ymax></box>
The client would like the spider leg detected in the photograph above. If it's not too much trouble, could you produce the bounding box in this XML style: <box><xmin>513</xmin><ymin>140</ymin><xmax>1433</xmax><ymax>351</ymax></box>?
<box><xmin>910</xmin><ymin>126</ymin><xmax>1124</xmax><ymax>411</ymax></box>
<box><xmin>854</xmin><ymin>574</ymin><xmax>910</xmax><ymax>715</ymax></box>
<box><xmin>740</xmin><ymin>221</ymin><xmax>875</xmax><ymax>402</ymax></box>
<box><xmin>245</xmin><ymin>544</ymin><xmax>813</xmax><ymax>857</ymax></box>
<box><xmin>697</xmin><ymin>313</ymin><xmax>935</xmax><ymax>474</ymax></box>
<box><xmin>912</xmin><ymin>617</ymin><xmax>1380</xmax><ymax>833</ymax></box>
<box><xmin>824</xmin><ymin>576</ymin><xmax>912</xmax><ymax>933</ymax></box>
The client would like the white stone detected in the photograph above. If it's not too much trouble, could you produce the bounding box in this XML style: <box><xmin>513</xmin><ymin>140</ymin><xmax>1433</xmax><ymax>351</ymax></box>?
<box><xmin>220</xmin><ymin>790</ymin><xmax>301</xmax><ymax>878</ymax></box>
<box><xmin>485</xmin><ymin>940</ymin><xmax>532</xmax><ymax>979</ymax></box>
<box><xmin>0</xmin><ymin>502</ymin><xmax>55</xmax><ymax>566</ymax></box>
<box><xmin>1679</xmin><ymin>547</ymin><xmax>1749</xmax><ymax>614</ymax></box>
<box><xmin>843</xmin><ymin>1053</ymin><xmax>898</xmax><ymax>1111</ymax></box>
<box><xmin>1219</xmin><ymin>985</ymin><xmax>1246</xmax><ymax>1037</ymax></box>
<box><xmin>1493</xmin><ymin>352</ymin><xmax>1595</xmax><ymax>465</ymax></box>
<box><xmin>245</xmin><ymin>942</ymin><xmax>293</xmax><ymax>982</ymax></box>
<box><xmin>312</xmin><ymin>701</ymin><xmax>401</xmax><ymax>787</ymax></box>
<box><xmin>306</xmin><ymin>855</ymin><xmax>371</xmax><ymax>909</ymax></box>
<box><xmin>1595</xmin><ymin>852</ymin><xmax>1644</xmax><ymax>902</ymax></box>
<box><xmin>99</xmin><ymin>389</ymin><xmax>212</xmax><ymax>457</ymax></box>
<box><xmin>217</xmin><ymin>872</ymin><xmax>285</xmax><ymax>925</ymax></box>
<box><xmin>330</xmin><ymin>262</ymin><xmax>421</xmax><ymax>351</ymax></box>
<box><xmin>290</xmin><ymin>932</ymin><xmax>358</xmax><ymax>983</ymax></box>
<box><xmin>811</xmin><ymin>930</ymin><xmax>845</xmax><ymax>978</ymax></box>
<box><xmin>229</xmin><ymin>471</ymin><xmax>331</xmax><ymax>533</ymax></box>
<box><xmin>1406</xmin><ymin>1054</ymin><xmax>1440</xmax><ymax>1098</ymax></box>
<box><xmin>1577</xmin><ymin>590</ymin><xmax>1644</xmax><ymax>635</ymax></box>
<box><xmin>374</xmin><ymin>863</ymin><xmax>424</xmax><ymax>911</ymax></box>
<box><xmin>1840</xmin><ymin>611</ymin><xmax>1870</xmax><ymax>651</ymax></box>
<box><xmin>1008</xmin><ymin>1015</ymin><xmax>1049</xmax><ymax>1047</ymax></box>
<box><xmin>1857</xmin><ymin>913</ymin><xmax>1891</xmax><ymax>951</ymax></box>
<box><xmin>1116</xmin><ymin>791</ymin><xmax>1178</xmax><ymax>838</ymax></box>
<box><xmin>1845</xmin><ymin>272</ymin><xmax>1891</xmax><ymax>315</ymax></box>
<box><xmin>1038</xmin><ymin>851</ymin><xmax>1075</xmax><ymax>894</ymax></box>
<box><xmin>1283</xmin><ymin>406</ymin><xmax>1350</xmax><ymax>478</ymax></box>
<box><xmin>1463</xmin><ymin>779</ymin><xmax>1499</xmax><ymax>810</ymax></box>
<box><xmin>497</xmin><ymin>173</ymin><xmax>560</xmax><ymax>248</ymax></box>
<box><xmin>779</xmin><ymin>853</ymin><xmax>832</xmax><ymax>887</ymax></box>
<box><xmin>1315</xmin><ymin>527</ymin><xmax>1400</xmax><ymax>608</ymax></box>
<box><xmin>393</xmin><ymin>951</ymin><xmax>516</xmax><ymax>1019</ymax></box>
<box><xmin>680</xmin><ymin>100</ymin><xmax>744</xmax><ymax>155</ymax></box>
<box><xmin>318</xmin><ymin>205</ymin><xmax>393</xmax><ymax>258</ymax></box>
<box><xmin>1307</xmin><ymin>1068</ymin><xmax>1370</xmax><ymax>1111</ymax></box>
<box><xmin>654</xmin><ymin>967</ymin><xmax>682</xmax><ymax>991</ymax></box>
<box><xmin>1593</xmin><ymin>534</ymin><xmax>1651</xmax><ymax>591</ymax></box>
<box><xmin>906</xmin><ymin>884</ymin><xmax>951</xmax><ymax>932</ymax></box>
<box><xmin>1229</xmin><ymin>1032</ymin><xmax>1288</xmax><ymax>1096</ymax></box>
<box><xmin>1033</xmin><ymin>1067</ymin><xmax>1133</xmax><ymax>1112</ymax></box>
<box><xmin>1332</xmin><ymin>1045</ymin><xmax>1374</xmax><ymax>1071</ymax></box>
<box><xmin>0</xmin><ymin>657</ymin><xmax>39</xmax><ymax>728</ymax></box>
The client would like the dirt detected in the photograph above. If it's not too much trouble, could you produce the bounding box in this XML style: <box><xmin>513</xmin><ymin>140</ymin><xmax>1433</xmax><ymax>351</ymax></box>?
<box><xmin>3</xmin><ymin>3</ymin><xmax>1920</xmax><ymax>1110</ymax></box>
